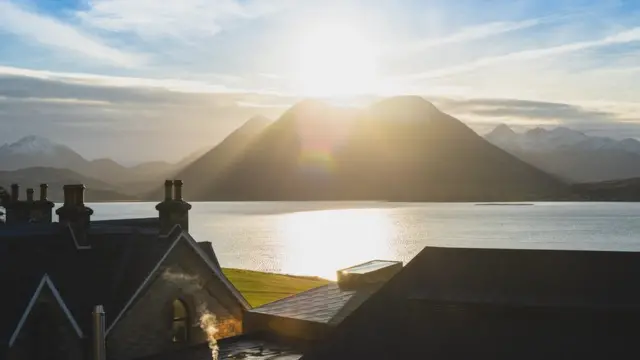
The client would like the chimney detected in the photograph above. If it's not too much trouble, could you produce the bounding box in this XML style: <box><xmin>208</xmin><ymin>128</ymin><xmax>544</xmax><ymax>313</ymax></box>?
<box><xmin>56</xmin><ymin>185</ymin><xmax>94</xmax><ymax>242</ymax></box>
<box><xmin>26</xmin><ymin>188</ymin><xmax>34</xmax><ymax>202</ymax></box>
<box><xmin>10</xmin><ymin>183</ymin><xmax>19</xmax><ymax>202</ymax></box>
<box><xmin>155</xmin><ymin>179</ymin><xmax>192</xmax><ymax>235</ymax></box>
<box><xmin>40</xmin><ymin>183</ymin><xmax>48</xmax><ymax>201</ymax></box>
<box><xmin>92</xmin><ymin>305</ymin><xmax>106</xmax><ymax>360</ymax></box>
<box><xmin>4</xmin><ymin>183</ymin><xmax>28</xmax><ymax>224</ymax></box>
<box><xmin>28</xmin><ymin>184</ymin><xmax>55</xmax><ymax>223</ymax></box>
<box><xmin>174</xmin><ymin>180</ymin><xmax>184</xmax><ymax>200</ymax></box>
<box><xmin>164</xmin><ymin>180</ymin><xmax>173</xmax><ymax>201</ymax></box>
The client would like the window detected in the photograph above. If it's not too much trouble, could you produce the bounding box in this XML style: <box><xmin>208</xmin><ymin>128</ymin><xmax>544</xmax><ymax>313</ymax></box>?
<box><xmin>171</xmin><ymin>299</ymin><xmax>189</xmax><ymax>344</ymax></box>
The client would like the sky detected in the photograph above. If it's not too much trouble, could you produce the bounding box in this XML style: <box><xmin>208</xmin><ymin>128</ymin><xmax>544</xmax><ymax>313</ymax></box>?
<box><xmin>1</xmin><ymin>0</ymin><xmax>640</xmax><ymax>163</ymax></box>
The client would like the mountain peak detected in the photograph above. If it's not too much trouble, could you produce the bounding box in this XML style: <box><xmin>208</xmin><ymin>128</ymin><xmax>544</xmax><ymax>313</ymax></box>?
<box><xmin>371</xmin><ymin>96</ymin><xmax>438</xmax><ymax>112</ymax></box>
<box><xmin>2</xmin><ymin>135</ymin><xmax>59</xmax><ymax>155</ymax></box>
<box><xmin>487</xmin><ymin>124</ymin><xmax>516</xmax><ymax>137</ymax></box>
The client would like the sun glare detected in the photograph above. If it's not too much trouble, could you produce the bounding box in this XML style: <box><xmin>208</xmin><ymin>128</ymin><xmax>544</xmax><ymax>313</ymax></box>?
<box><xmin>294</xmin><ymin>25</ymin><xmax>379</xmax><ymax>98</ymax></box>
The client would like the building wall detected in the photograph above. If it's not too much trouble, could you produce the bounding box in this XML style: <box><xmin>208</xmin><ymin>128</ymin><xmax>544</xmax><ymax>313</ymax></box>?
<box><xmin>8</xmin><ymin>287</ymin><xmax>84</xmax><ymax>360</ymax></box>
<box><xmin>107</xmin><ymin>241</ymin><xmax>244</xmax><ymax>360</ymax></box>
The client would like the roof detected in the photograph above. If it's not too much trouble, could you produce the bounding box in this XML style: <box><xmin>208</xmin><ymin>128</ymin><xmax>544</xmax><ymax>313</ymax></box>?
<box><xmin>0</xmin><ymin>218</ymin><xmax>248</xmax><ymax>352</ymax></box>
<box><xmin>0</xmin><ymin>222</ymin><xmax>177</xmax><ymax>350</ymax></box>
<box><xmin>302</xmin><ymin>246</ymin><xmax>640</xmax><ymax>360</ymax></box>
<box><xmin>134</xmin><ymin>335</ymin><xmax>303</xmax><ymax>360</ymax></box>
<box><xmin>249</xmin><ymin>283</ymin><xmax>378</xmax><ymax>326</ymax></box>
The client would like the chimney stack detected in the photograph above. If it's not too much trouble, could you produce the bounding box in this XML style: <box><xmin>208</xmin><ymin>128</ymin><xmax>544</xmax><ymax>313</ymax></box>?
<box><xmin>4</xmin><ymin>184</ymin><xmax>28</xmax><ymax>224</ymax></box>
<box><xmin>26</xmin><ymin>188</ymin><xmax>34</xmax><ymax>202</ymax></box>
<box><xmin>92</xmin><ymin>305</ymin><xmax>106</xmax><ymax>360</ymax></box>
<box><xmin>56</xmin><ymin>185</ymin><xmax>94</xmax><ymax>243</ymax></box>
<box><xmin>27</xmin><ymin>183</ymin><xmax>55</xmax><ymax>223</ymax></box>
<box><xmin>156</xmin><ymin>179</ymin><xmax>191</xmax><ymax>235</ymax></box>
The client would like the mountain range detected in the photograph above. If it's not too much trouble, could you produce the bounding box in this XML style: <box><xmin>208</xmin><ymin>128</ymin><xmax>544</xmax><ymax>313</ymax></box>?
<box><xmin>0</xmin><ymin>135</ymin><xmax>206</xmax><ymax>199</ymax></box>
<box><xmin>11</xmin><ymin>98</ymin><xmax>640</xmax><ymax>202</ymax></box>
<box><xmin>173</xmin><ymin>96</ymin><xmax>568</xmax><ymax>201</ymax></box>
<box><xmin>485</xmin><ymin>125</ymin><xmax>640</xmax><ymax>183</ymax></box>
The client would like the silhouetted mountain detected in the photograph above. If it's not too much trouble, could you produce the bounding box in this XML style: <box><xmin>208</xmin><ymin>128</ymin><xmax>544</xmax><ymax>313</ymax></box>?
<box><xmin>485</xmin><ymin>125</ymin><xmax>640</xmax><ymax>182</ymax></box>
<box><xmin>0</xmin><ymin>167</ymin><xmax>136</xmax><ymax>202</ymax></box>
<box><xmin>148</xmin><ymin>115</ymin><xmax>272</xmax><ymax>200</ymax></box>
<box><xmin>185</xmin><ymin>97</ymin><xmax>567</xmax><ymax>201</ymax></box>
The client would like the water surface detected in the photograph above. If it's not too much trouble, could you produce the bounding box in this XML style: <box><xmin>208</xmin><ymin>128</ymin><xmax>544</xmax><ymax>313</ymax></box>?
<box><xmin>89</xmin><ymin>202</ymin><xmax>640</xmax><ymax>280</ymax></box>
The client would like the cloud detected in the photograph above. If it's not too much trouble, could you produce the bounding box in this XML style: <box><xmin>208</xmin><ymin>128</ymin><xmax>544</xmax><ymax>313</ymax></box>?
<box><xmin>0</xmin><ymin>67</ymin><xmax>291</xmax><ymax>162</ymax></box>
<box><xmin>0</xmin><ymin>1</ymin><xmax>143</xmax><ymax>67</ymax></box>
<box><xmin>77</xmin><ymin>0</ymin><xmax>291</xmax><ymax>39</ymax></box>
<box><xmin>390</xmin><ymin>18</ymin><xmax>542</xmax><ymax>55</ymax></box>
<box><xmin>402</xmin><ymin>27</ymin><xmax>640</xmax><ymax>80</ymax></box>
<box><xmin>434</xmin><ymin>97</ymin><xmax>640</xmax><ymax>139</ymax></box>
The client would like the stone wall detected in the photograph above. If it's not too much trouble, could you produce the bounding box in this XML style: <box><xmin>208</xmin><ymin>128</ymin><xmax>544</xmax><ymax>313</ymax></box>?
<box><xmin>107</xmin><ymin>241</ymin><xmax>244</xmax><ymax>360</ymax></box>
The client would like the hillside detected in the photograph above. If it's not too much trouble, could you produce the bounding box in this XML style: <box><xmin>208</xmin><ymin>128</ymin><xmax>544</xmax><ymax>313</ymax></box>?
<box><xmin>572</xmin><ymin>178</ymin><xmax>640</xmax><ymax>201</ymax></box>
<box><xmin>184</xmin><ymin>97</ymin><xmax>568</xmax><ymax>202</ymax></box>
<box><xmin>0</xmin><ymin>167</ymin><xmax>136</xmax><ymax>202</ymax></box>
<box><xmin>147</xmin><ymin>116</ymin><xmax>271</xmax><ymax>200</ymax></box>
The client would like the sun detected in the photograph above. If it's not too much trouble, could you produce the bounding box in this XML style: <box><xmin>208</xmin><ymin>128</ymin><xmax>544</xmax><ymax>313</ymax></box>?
<box><xmin>293</xmin><ymin>24</ymin><xmax>378</xmax><ymax>98</ymax></box>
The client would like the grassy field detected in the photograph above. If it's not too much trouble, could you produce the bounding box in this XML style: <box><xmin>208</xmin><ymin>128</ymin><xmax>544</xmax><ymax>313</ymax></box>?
<box><xmin>223</xmin><ymin>268</ymin><xmax>330</xmax><ymax>307</ymax></box>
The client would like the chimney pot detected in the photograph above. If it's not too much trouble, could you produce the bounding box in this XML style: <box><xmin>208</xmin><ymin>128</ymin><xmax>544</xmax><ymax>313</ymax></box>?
<box><xmin>10</xmin><ymin>184</ymin><xmax>19</xmax><ymax>202</ymax></box>
<box><xmin>174</xmin><ymin>180</ymin><xmax>183</xmax><ymax>200</ymax></box>
<box><xmin>40</xmin><ymin>184</ymin><xmax>48</xmax><ymax>201</ymax></box>
<box><xmin>164</xmin><ymin>180</ymin><xmax>173</xmax><ymax>201</ymax></box>
<box><xmin>26</xmin><ymin>188</ymin><xmax>34</xmax><ymax>202</ymax></box>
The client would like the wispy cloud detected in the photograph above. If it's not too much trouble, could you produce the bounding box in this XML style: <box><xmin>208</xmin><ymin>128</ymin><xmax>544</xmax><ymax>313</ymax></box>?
<box><xmin>402</xmin><ymin>27</ymin><xmax>640</xmax><ymax>80</ymax></box>
<box><xmin>0</xmin><ymin>0</ymin><xmax>143</xmax><ymax>67</ymax></box>
<box><xmin>390</xmin><ymin>19</ymin><xmax>542</xmax><ymax>55</ymax></box>
<box><xmin>77</xmin><ymin>0</ymin><xmax>291</xmax><ymax>39</ymax></box>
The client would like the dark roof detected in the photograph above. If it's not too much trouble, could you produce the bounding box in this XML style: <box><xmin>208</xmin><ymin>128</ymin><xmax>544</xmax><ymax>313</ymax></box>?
<box><xmin>249</xmin><ymin>283</ymin><xmax>378</xmax><ymax>326</ymax></box>
<box><xmin>0</xmin><ymin>221</ymin><xmax>178</xmax><ymax>351</ymax></box>
<box><xmin>134</xmin><ymin>334</ymin><xmax>303</xmax><ymax>360</ymax></box>
<box><xmin>303</xmin><ymin>246</ymin><xmax>640</xmax><ymax>360</ymax></box>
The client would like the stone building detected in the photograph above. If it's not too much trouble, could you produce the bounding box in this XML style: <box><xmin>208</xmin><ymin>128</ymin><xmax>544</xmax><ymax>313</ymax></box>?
<box><xmin>0</xmin><ymin>180</ymin><xmax>249</xmax><ymax>360</ymax></box>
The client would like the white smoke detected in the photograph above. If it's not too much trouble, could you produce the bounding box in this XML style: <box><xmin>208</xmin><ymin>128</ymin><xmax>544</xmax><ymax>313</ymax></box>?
<box><xmin>162</xmin><ymin>268</ymin><xmax>220</xmax><ymax>360</ymax></box>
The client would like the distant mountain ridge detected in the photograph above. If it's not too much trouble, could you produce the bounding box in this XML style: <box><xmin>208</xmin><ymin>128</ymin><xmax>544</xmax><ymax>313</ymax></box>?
<box><xmin>0</xmin><ymin>167</ymin><xmax>135</xmax><ymax>202</ymax></box>
<box><xmin>175</xmin><ymin>97</ymin><xmax>567</xmax><ymax>201</ymax></box>
<box><xmin>486</xmin><ymin>125</ymin><xmax>640</xmax><ymax>154</ymax></box>
<box><xmin>485</xmin><ymin>125</ymin><xmax>640</xmax><ymax>182</ymax></box>
<box><xmin>0</xmin><ymin>136</ymin><xmax>204</xmax><ymax>187</ymax></box>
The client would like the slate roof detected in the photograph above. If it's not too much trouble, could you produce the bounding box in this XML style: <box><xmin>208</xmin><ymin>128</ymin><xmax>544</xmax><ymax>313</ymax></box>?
<box><xmin>302</xmin><ymin>246</ymin><xmax>640</xmax><ymax>360</ymax></box>
<box><xmin>0</xmin><ymin>222</ymin><xmax>179</xmax><ymax>349</ymax></box>
<box><xmin>249</xmin><ymin>283</ymin><xmax>378</xmax><ymax>326</ymax></box>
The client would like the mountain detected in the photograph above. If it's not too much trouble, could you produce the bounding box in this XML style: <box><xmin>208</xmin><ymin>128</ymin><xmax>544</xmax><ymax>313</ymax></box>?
<box><xmin>180</xmin><ymin>97</ymin><xmax>567</xmax><ymax>201</ymax></box>
<box><xmin>485</xmin><ymin>125</ymin><xmax>640</xmax><ymax>182</ymax></box>
<box><xmin>0</xmin><ymin>136</ymin><xmax>204</xmax><ymax>190</ymax></box>
<box><xmin>572</xmin><ymin>178</ymin><xmax>640</xmax><ymax>201</ymax></box>
<box><xmin>148</xmin><ymin>115</ymin><xmax>272</xmax><ymax>200</ymax></box>
<box><xmin>0</xmin><ymin>135</ymin><xmax>88</xmax><ymax>171</ymax></box>
<box><xmin>0</xmin><ymin>167</ymin><xmax>136</xmax><ymax>202</ymax></box>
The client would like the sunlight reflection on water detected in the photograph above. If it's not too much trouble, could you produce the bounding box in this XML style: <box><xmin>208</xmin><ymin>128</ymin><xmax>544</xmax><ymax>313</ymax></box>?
<box><xmin>276</xmin><ymin>209</ymin><xmax>395</xmax><ymax>280</ymax></box>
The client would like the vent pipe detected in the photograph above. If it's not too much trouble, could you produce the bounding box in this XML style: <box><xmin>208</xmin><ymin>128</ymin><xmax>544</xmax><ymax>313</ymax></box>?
<box><xmin>92</xmin><ymin>305</ymin><xmax>106</xmax><ymax>360</ymax></box>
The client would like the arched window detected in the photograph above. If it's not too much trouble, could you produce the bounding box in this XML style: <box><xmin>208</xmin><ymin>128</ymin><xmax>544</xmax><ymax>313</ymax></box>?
<box><xmin>171</xmin><ymin>299</ymin><xmax>189</xmax><ymax>344</ymax></box>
